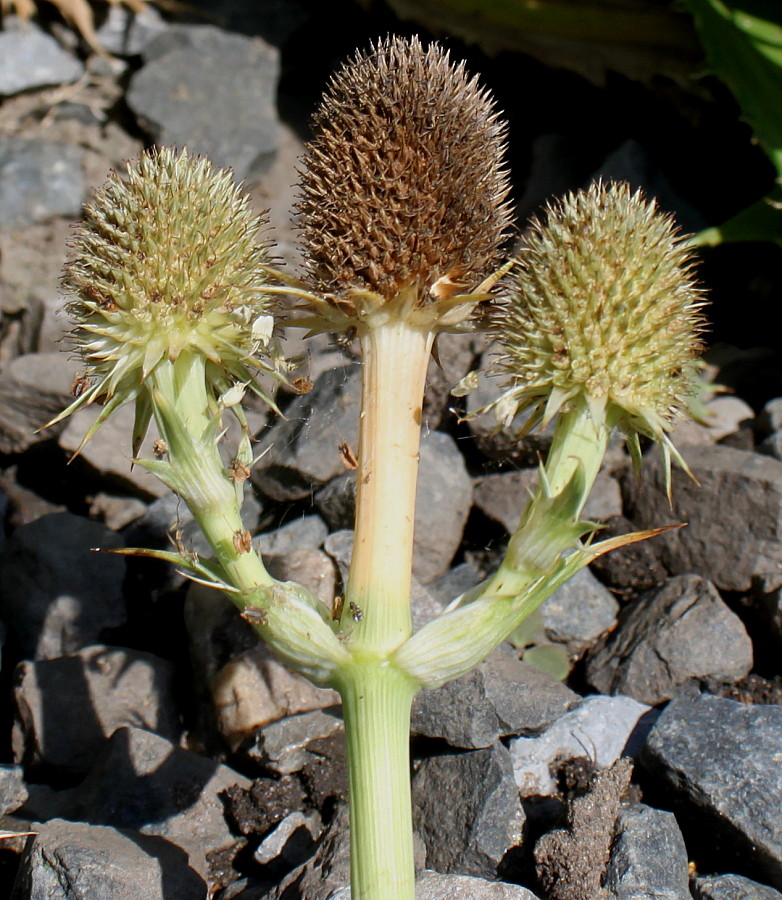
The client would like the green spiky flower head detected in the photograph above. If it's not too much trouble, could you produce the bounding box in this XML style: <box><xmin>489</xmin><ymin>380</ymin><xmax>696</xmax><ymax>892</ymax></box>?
<box><xmin>492</xmin><ymin>181</ymin><xmax>706</xmax><ymax>481</ymax></box>
<box><xmin>52</xmin><ymin>146</ymin><xmax>283</xmax><ymax>451</ymax></box>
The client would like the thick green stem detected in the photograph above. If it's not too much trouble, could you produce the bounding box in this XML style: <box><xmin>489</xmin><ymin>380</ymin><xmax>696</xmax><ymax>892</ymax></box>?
<box><xmin>335</xmin><ymin>663</ymin><xmax>417</xmax><ymax>900</ymax></box>
<box><xmin>344</xmin><ymin>319</ymin><xmax>434</xmax><ymax>656</ymax></box>
<box><xmin>482</xmin><ymin>396</ymin><xmax>609</xmax><ymax>598</ymax></box>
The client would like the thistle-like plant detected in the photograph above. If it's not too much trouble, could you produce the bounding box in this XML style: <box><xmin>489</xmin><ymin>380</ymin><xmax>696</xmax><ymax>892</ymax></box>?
<box><xmin>53</xmin><ymin>38</ymin><xmax>706</xmax><ymax>900</ymax></box>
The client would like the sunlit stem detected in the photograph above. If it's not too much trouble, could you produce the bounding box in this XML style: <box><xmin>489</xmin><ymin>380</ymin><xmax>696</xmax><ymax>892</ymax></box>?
<box><xmin>344</xmin><ymin>317</ymin><xmax>434</xmax><ymax>656</ymax></box>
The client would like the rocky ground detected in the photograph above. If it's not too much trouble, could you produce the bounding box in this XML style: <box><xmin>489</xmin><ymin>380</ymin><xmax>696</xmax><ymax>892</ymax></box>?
<box><xmin>1</xmin><ymin>1</ymin><xmax>782</xmax><ymax>899</ymax></box>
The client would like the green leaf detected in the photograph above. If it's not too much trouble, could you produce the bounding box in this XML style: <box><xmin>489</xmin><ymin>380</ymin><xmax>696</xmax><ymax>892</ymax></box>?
<box><xmin>522</xmin><ymin>643</ymin><xmax>572</xmax><ymax>680</ymax></box>
<box><xmin>681</xmin><ymin>0</ymin><xmax>782</xmax><ymax>177</ymax></box>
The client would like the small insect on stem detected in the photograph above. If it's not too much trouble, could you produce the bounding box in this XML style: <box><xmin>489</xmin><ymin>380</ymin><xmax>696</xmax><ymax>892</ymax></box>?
<box><xmin>228</xmin><ymin>458</ymin><xmax>251</xmax><ymax>482</ymax></box>
<box><xmin>233</xmin><ymin>529</ymin><xmax>253</xmax><ymax>554</ymax></box>
<box><xmin>152</xmin><ymin>439</ymin><xmax>168</xmax><ymax>459</ymax></box>
<box><xmin>241</xmin><ymin>607</ymin><xmax>268</xmax><ymax>627</ymax></box>
<box><xmin>349</xmin><ymin>601</ymin><xmax>363</xmax><ymax>622</ymax></box>
<box><xmin>338</xmin><ymin>441</ymin><xmax>358</xmax><ymax>470</ymax></box>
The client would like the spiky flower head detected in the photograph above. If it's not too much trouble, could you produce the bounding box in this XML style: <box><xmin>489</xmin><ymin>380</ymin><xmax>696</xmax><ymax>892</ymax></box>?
<box><xmin>295</xmin><ymin>35</ymin><xmax>512</xmax><ymax>332</ymax></box>
<box><xmin>491</xmin><ymin>181</ymin><xmax>706</xmax><ymax>480</ymax></box>
<box><xmin>52</xmin><ymin>147</ymin><xmax>283</xmax><ymax>450</ymax></box>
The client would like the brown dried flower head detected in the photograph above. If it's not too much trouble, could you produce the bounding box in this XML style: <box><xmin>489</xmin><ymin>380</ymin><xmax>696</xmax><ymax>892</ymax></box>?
<box><xmin>296</xmin><ymin>35</ymin><xmax>512</xmax><ymax>331</ymax></box>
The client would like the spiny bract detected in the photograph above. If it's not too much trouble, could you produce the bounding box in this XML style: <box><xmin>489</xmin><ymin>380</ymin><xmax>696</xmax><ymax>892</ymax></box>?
<box><xmin>296</xmin><ymin>35</ymin><xmax>512</xmax><ymax>328</ymax></box>
<box><xmin>492</xmin><ymin>181</ymin><xmax>706</xmax><ymax>476</ymax></box>
<box><xmin>55</xmin><ymin>146</ymin><xmax>282</xmax><ymax>446</ymax></box>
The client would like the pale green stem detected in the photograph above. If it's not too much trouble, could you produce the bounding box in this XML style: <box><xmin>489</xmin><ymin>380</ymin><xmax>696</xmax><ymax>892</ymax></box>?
<box><xmin>481</xmin><ymin>396</ymin><xmax>610</xmax><ymax>599</ymax></box>
<box><xmin>331</xmin><ymin>315</ymin><xmax>433</xmax><ymax>900</ymax></box>
<box><xmin>344</xmin><ymin>319</ymin><xmax>434</xmax><ymax>656</ymax></box>
<box><xmin>149</xmin><ymin>354</ymin><xmax>275</xmax><ymax>594</ymax></box>
<box><xmin>335</xmin><ymin>663</ymin><xmax>418</xmax><ymax>900</ymax></box>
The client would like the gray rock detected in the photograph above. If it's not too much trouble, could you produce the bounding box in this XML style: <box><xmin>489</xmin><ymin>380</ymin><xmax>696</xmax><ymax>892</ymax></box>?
<box><xmin>669</xmin><ymin>395</ymin><xmax>754</xmax><ymax>446</ymax></box>
<box><xmin>757</xmin><ymin>398</ymin><xmax>782</xmax><ymax>437</ymax></box>
<box><xmin>30</xmin><ymin>726</ymin><xmax>250</xmax><ymax>887</ymax></box>
<box><xmin>12</xmin><ymin>645</ymin><xmax>180</xmax><ymax>777</ymax></box>
<box><xmin>314</xmin><ymin>472</ymin><xmax>356</xmax><ymax>530</ymax></box>
<box><xmin>605</xmin><ymin>804</ymin><xmax>690</xmax><ymax>899</ymax></box>
<box><xmin>253</xmin><ymin>810</ymin><xmax>321</xmax><ymax>867</ymax></box>
<box><xmin>267</xmin><ymin>548</ymin><xmax>336</xmax><ymax>609</ymax></box>
<box><xmin>0</xmin><ymin>19</ymin><xmax>84</xmax><ymax>97</ymax></box>
<box><xmin>539</xmin><ymin>567</ymin><xmax>619</xmax><ymax>657</ymax></box>
<box><xmin>246</xmin><ymin>709</ymin><xmax>343</xmax><ymax>775</ymax></box>
<box><xmin>127</xmin><ymin>25</ymin><xmax>279</xmax><ymax>182</ymax></box>
<box><xmin>423</xmin><ymin>331</ymin><xmax>482</xmax><ymax>430</ymax></box>
<box><xmin>623</xmin><ymin>445</ymin><xmax>782</xmax><ymax>592</ymax></box>
<box><xmin>211</xmin><ymin>642</ymin><xmax>340</xmax><ymax>751</ymax></box>
<box><xmin>255</xmin><ymin>515</ymin><xmax>328</xmax><ymax>556</ymax></box>
<box><xmin>465</xmin><ymin>370</ymin><xmax>557</xmax><ymax>466</ymax></box>
<box><xmin>0</xmin><ymin>137</ymin><xmax>84</xmax><ymax>227</ymax></box>
<box><xmin>642</xmin><ymin>692</ymin><xmax>782</xmax><ymax>889</ymax></box>
<box><xmin>412</xmin><ymin>652</ymin><xmax>579</xmax><ymax>749</ymax></box>
<box><xmin>509</xmin><ymin>695</ymin><xmax>652</xmax><ymax>798</ymax></box>
<box><xmin>758</xmin><ymin>432</ymin><xmax>782</xmax><ymax>462</ymax></box>
<box><xmin>413</xmin><ymin>742</ymin><xmax>525</xmax><ymax>878</ymax></box>
<box><xmin>94</xmin><ymin>3</ymin><xmax>168</xmax><ymax>55</ymax></box>
<box><xmin>416</xmin><ymin>871</ymin><xmax>541</xmax><ymax>900</ymax></box>
<box><xmin>474</xmin><ymin>469</ymin><xmax>621</xmax><ymax>534</ymax></box>
<box><xmin>0</xmin><ymin>764</ymin><xmax>27</xmax><ymax>815</ymax></box>
<box><xmin>0</xmin><ymin>352</ymin><xmax>81</xmax><ymax>455</ymax></box>
<box><xmin>693</xmin><ymin>873</ymin><xmax>782</xmax><ymax>900</ymax></box>
<box><xmin>414</xmin><ymin>429</ymin><xmax>473</xmax><ymax>582</ymax></box>
<box><xmin>427</xmin><ymin>562</ymin><xmax>484</xmax><ymax>608</ymax></box>
<box><xmin>10</xmin><ymin>818</ymin><xmax>206</xmax><ymax>899</ymax></box>
<box><xmin>266</xmin><ymin>803</ymin><xmax>351</xmax><ymax>899</ymax></box>
<box><xmin>586</xmin><ymin>575</ymin><xmax>753</xmax><ymax>705</ymax></box>
<box><xmin>60</xmin><ymin>404</ymin><xmax>170</xmax><ymax>499</ymax></box>
<box><xmin>0</xmin><ymin>512</ymin><xmax>126</xmax><ymax>660</ymax></box>
<box><xmin>253</xmin><ymin>366</ymin><xmax>361</xmax><ymax>502</ymax></box>
<box><xmin>534</xmin><ymin>757</ymin><xmax>633</xmax><ymax>900</ymax></box>
<box><xmin>316</xmin><ymin>429</ymin><xmax>473</xmax><ymax>582</ymax></box>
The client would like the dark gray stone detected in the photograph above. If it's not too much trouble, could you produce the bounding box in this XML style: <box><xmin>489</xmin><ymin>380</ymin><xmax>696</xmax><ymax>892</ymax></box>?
<box><xmin>0</xmin><ymin>512</ymin><xmax>126</xmax><ymax>660</ymax></box>
<box><xmin>423</xmin><ymin>331</ymin><xmax>482</xmax><ymax>430</ymax></box>
<box><xmin>427</xmin><ymin>562</ymin><xmax>484</xmax><ymax>608</ymax></box>
<box><xmin>465</xmin><ymin>370</ymin><xmax>557</xmax><ymax>466</ymax></box>
<box><xmin>0</xmin><ymin>19</ymin><xmax>84</xmax><ymax>97</ymax></box>
<box><xmin>412</xmin><ymin>652</ymin><xmax>579</xmax><ymax>749</ymax></box>
<box><xmin>255</xmin><ymin>515</ymin><xmax>328</xmax><ymax>556</ymax></box>
<box><xmin>0</xmin><ymin>764</ymin><xmax>27</xmax><ymax>815</ymax></box>
<box><xmin>693</xmin><ymin>873</ymin><xmax>782</xmax><ymax>900</ymax></box>
<box><xmin>605</xmin><ymin>804</ymin><xmax>690</xmax><ymax>899</ymax></box>
<box><xmin>415</xmin><ymin>870</ymin><xmax>541</xmax><ymax>899</ymax></box>
<box><xmin>253</xmin><ymin>366</ymin><xmax>361</xmax><ymax>502</ymax></box>
<box><xmin>509</xmin><ymin>695</ymin><xmax>652</xmax><ymax>798</ymax></box>
<box><xmin>316</xmin><ymin>429</ymin><xmax>473</xmax><ymax>582</ymax></box>
<box><xmin>757</xmin><ymin>398</ymin><xmax>782</xmax><ymax>437</ymax></box>
<box><xmin>0</xmin><ymin>352</ymin><xmax>81</xmax><ymax>455</ymax></box>
<box><xmin>539</xmin><ymin>567</ymin><xmax>619</xmax><ymax>657</ymax></box>
<box><xmin>59</xmin><ymin>404</ymin><xmax>170</xmax><ymax>500</ymax></box>
<box><xmin>253</xmin><ymin>810</ymin><xmax>321</xmax><ymax>867</ymax></box>
<box><xmin>623</xmin><ymin>444</ymin><xmax>782</xmax><ymax>592</ymax></box>
<box><xmin>27</xmin><ymin>726</ymin><xmax>250</xmax><ymax>887</ymax></box>
<box><xmin>414</xmin><ymin>429</ymin><xmax>472</xmax><ymax>582</ymax></box>
<box><xmin>0</xmin><ymin>137</ymin><xmax>84</xmax><ymax>228</ymax></box>
<box><xmin>12</xmin><ymin>645</ymin><xmax>180</xmax><ymax>777</ymax></box>
<box><xmin>585</xmin><ymin>575</ymin><xmax>753</xmax><ymax>704</ymax></box>
<box><xmin>643</xmin><ymin>693</ymin><xmax>782</xmax><ymax>889</ymax></box>
<box><xmin>266</xmin><ymin>803</ymin><xmax>351</xmax><ymax>899</ymax></box>
<box><xmin>94</xmin><ymin>4</ymin><xmax>168</xmax><ymax>55</ymax></box>
<box><xmin>127</xmin><ymin>25</ymin><xmax>279</xmax><ymax>183</ymax></box>
<box><xmin>413</xmin><ymin>743</ymin><xmax>525</xmax><ymax>878</ymax></box>
<box><xmin>245</xmin><ymin>709</ymin><xmax>343</xmax><ymax>775</ymax></box>
<box><xmin>474</xmin><ymin>470</ymin><xmax>621</xmax><ymax>534</ymax></box>
<box><xmin>9</xmin><ymin>818</ymin><xmax>206</xmax><ymax>899</ymax></box>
